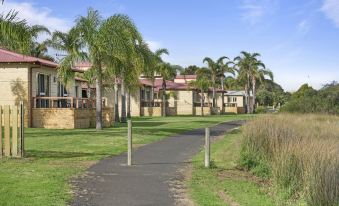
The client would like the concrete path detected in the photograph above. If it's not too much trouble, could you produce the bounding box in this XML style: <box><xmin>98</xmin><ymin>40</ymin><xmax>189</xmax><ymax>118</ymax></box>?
<box><xmin>71</xmin><ymin>120</ymin><xmax>244</xmax><ymax>206</ymax></box>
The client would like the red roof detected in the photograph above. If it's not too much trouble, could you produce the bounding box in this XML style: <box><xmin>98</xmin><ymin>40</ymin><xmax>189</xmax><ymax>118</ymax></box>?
<box><xmin>75</xmin><ymin>77</ymin><xmax>88</xmax><ymax>82</ymax></box>
<box><xmin>0</xmin><ymin>48</ymin><xmax>58</xmax><ymax>68</ymax></box>
<box><xmin>175</xmin><ymin>75</ymin><xmax>197</xmax><ymax>79</ymax></box>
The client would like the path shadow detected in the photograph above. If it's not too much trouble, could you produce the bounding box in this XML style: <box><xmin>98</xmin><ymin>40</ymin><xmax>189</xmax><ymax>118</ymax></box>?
<box><xmin>133</xmin><ymin>160</ymin><xmax>195</xmax><ymax>166</ymax></box>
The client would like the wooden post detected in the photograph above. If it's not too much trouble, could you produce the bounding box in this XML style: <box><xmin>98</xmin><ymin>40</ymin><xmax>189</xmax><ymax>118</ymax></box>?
<box><xmin>127</xmin><ymin>120</ymin><xmax>132</xmax><ymax>166</ymax></box>
<box><xmin>11</xmin><ymin>106</ymin><xmax>18</xmax><ymax>157</ymax></box>
<box><xmin>0</xmin><ymin>106</ymin><xmax>2</xmax><ymax>158</ymax></box>
<box><xmin>205</xmin><ymin>127</ymin><xmax>210</xmax><ymax>168</ymax></box>
<box><xmin>20</xmin><ymin>102</ymin><xmax>24</xmax><ymax>157</ymax></box>
<box><xmin>4</xmin><ymin>106</ymin><xmax>10</xmax><ymax>157</ymax></box>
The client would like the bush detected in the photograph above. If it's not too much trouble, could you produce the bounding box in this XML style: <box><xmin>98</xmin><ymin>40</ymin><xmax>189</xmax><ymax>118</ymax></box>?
<box><xmin>254</xmin><ymin>106</ymin><xmax>266</xmax><ymax>114</ymax></box>
<box><xmin>239</xmin><ymin>114</ymin><xmax>339</xmax><ymax>205</ymax></box>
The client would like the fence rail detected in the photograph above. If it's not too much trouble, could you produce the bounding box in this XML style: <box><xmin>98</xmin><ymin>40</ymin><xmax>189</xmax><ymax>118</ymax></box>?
<box><xmin>0</xmin><ymin>103</ymin><xmax>24</xmax><ymax>158</ymax></box>
<box><xmin>33</xmin><ymin>97</ymin><xmax>96</xmax><ymax>109</ymax></box>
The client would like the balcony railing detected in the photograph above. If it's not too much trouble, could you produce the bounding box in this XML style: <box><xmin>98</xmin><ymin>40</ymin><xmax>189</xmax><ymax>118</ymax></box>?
<box><xmin>224</xmin><ymin>103</ymin><xmax>237</xmax><ymax>107</ymax></box>
<box><xmin>193</xmin><ymin>102</ymin><xmax>212</xmax><ymax>107</ymax></box>
<box><xmin>33</xmin><ymin>97</ymin><xmax>96</xmax><ymax>109</ymax></box>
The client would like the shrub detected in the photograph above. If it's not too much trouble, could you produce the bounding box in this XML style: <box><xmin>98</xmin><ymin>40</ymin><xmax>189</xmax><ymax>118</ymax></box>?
<box><xmin>239</xmin><ymin>114</ymin><xmax>339</xmax><ymax>205</ymax></box>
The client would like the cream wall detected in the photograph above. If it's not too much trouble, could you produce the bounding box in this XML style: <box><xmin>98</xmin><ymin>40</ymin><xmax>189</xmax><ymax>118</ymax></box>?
<box><xmin>225</xmin><ymin>95</ymin><xmax>244</xmax><ymax>107</ymax></box>
<box><xmin>31</xmin><ymin>67</ymin><xmax>78</xmax><ymax>98</ymax></box>
<box><xmin>176</xmin><ymin>90</ymin><xmax>194</xmax><ymax>115</ymax></box>
<box><xmin>0</xmin><ymin>64</ymin><xmax>29</xmax><ymax>106</ymax></box>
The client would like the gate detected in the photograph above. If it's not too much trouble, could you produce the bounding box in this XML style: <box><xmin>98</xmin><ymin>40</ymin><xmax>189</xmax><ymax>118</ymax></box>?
<box><xmin>0</xmin><ymin>102</ymin><xmax>24</xmax><ymax>158</ymax></box>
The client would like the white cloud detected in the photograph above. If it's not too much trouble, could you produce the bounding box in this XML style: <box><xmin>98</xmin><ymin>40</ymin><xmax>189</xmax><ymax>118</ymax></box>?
<box><xmin>297</xmin><ymin>19</ymin><xmax>311</xmax><ymax>34</ymax></box>
<box><xmin>1</xmin><ymin>0</ymin><xmax>71</xmax><ymax>32</ymax></box>
<box><xmin>146</xmin><ymin>40</ymin><xmax>162</xmax><ymax>52</ymax></box>
<box><xmin>240</xmin><ymin>0</ymin><xmax>278</xmax><ymax>25</ymax></box>
<box><xmin>322</xmin><ymin>0</ymin><xmax>339</xmax><ymax>28</ymax></box>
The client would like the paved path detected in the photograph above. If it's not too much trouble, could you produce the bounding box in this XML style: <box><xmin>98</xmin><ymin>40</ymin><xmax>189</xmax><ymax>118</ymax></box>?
<box><xmin>71</xmin><ymin>121</ymin><xmax>244</xmax><ymax>206</ymax></box>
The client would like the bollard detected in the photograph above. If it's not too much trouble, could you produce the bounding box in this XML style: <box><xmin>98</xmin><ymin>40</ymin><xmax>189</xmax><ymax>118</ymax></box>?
<box><xmin>205</xmin><ymin>127</ymin><xmax>210</xmax><ymax>168</ymax></box>
<box><xmin>127</xmin><ymin>120</ymin><xmax>132</xmax><ymax>166</ymax></box>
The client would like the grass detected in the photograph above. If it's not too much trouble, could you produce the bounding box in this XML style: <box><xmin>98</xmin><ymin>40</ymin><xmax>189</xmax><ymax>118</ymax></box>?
<box><xmin>0</xmin><ymin>115</ymin><xmax>252</xmax><ymax>206</ymax></box>
<box><xmin>240</xmin><ymin>114</ymin><xmax>339</xmax><ymax>205</ymax></box>
<box><xmin>189</xmin><ymin>129</ymin><xmax>275</xmax><ymax>206</ymax></box>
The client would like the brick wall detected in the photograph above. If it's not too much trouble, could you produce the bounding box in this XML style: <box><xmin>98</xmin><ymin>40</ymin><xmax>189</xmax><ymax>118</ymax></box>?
<box><xmin>32</xmin><ymin>108</ymin><xmax>114</xmax><ymax>129</ymax></box>
<box><xmin>140</xmin><ymin>107</ymin><xmax>161</xmax><ymax>117</ymax></box>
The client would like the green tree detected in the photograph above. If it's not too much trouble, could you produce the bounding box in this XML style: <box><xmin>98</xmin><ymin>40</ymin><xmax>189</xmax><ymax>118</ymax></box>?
<box><xmin>54</xmin><ymin>8</ymin><xmax>143</xmax><ymax>130</ymax></box>
<box><xmin>0</xmin><ymin>10</ymin><xmax>50</xmax><ymax>56</ymax></box>
<box><xmin>181</xmin><ymin>65</ymin><xmax>200</xmax><ymax>75</ymax></box>
<box><xmin>158</xmin><ymin>62</ymin><xmax>177</xmax><ymax>116</ymax></box>
<box><xmin>189</xmin><ymin>74</ymin><xmax>211</xmax><ymax>116</ymax></box>
<box><xmin>217</xmin><ymin>59</ymin><xmax>235</xmax><ymax>114</ymax></box>
<box><xmin>203</xmin><ymin>57</ymin><xmax>229</xmax><ymax>108</ymax></box>
<box><xmin>234</xmin><ymin>51</ymin><xmax>272</xmax><ymax>113</ymax></box>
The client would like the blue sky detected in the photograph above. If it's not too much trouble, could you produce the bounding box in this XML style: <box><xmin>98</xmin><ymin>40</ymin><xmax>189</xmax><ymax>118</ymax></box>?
<box><xmin>2</xmin><ymin>0</ymin><xmax>339</xmax><ymax>91</ymax></box>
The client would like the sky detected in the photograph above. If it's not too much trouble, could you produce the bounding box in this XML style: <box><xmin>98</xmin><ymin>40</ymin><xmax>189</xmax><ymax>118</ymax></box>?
<box><xmin>1</xmin><ymin>0</ymin><xmax>339</xmax><ymax>91</ymax></box>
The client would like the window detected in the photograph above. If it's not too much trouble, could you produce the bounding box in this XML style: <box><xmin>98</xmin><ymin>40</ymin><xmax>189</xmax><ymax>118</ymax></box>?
<box><xmin>75</xmin><ymin>86</ymin><xmax>79</xmax><ymax>98</ymax></box>
<box><xmin>57</xmin><ymin>82</ymin><xmax>68</xmax><ymax>97</ymax></box>
<box><xmin>233</xmin><ymin>97</ymin><xmax>237</xmax><ymax>102</ymax></box>
<box><xmin>37</xmin><ymin>74</ymin><xmax>50</xmax><ymax>97</ymax></box>
<box><xmin>146</xmin><ymin>91</ymin><xmax>151</xmax><ymax>101</ymax></box>
<box><xmin>141</xmin><ymin>89</ymin><xmax>145</xmax><ymax>100</ymax></box>
<box><xmin>82</xmin><ymin>89</ymin><xmax>88</xmax><ymax>98</ymax></box>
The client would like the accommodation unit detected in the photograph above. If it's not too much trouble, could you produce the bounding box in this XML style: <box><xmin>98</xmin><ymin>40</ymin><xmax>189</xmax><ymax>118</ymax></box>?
<box><xmin>224</xmin><ymin>90</ymin><xmax>248</xmax><ymax>114</ymax></box>
<box><xmin>0</xmin><ymin>49</ymin><xmax>114</xmax><ymax>129</ymax></box>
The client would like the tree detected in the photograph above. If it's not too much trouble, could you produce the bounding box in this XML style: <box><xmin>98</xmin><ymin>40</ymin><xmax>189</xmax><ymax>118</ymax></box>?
<box><xmin>189</xmin><ymin>74</ymin><xmax>211</xmax><ymax>116</ymax></box>
<box><xmin>158</xmin><ymin>62</ymin><xmax>177</xmax><ymax>117</ymax></box>
<box><xmin>203</xmin><ymin>56</ymin><xmax>229</xmax><ymax>108</ymax></box>
<box><xmin>234</xmin><ymin>51</ymin><xmax>272</xmax><ymax>113</ymax></box>
<box><xmin>0</xmin><ymin>10</ymin><xmax>50</xmax><ymax>55</ymax></box>
<box><xmin>181</xmin><ymin>65</ymin><xmax>200</xmax><ymax>75</ymax></box>
<box><xmin>49</xmin><ymin>28</ymin><xmax>86</xmax><ymax>84</ymax></box>
<box><xmin>250</xmin><ymin>60</ymin><xmax>273</xmax><ymax>113</ymax></box>
<box><xmin>54</xmin><ymin>8</ymin><xmax>143</xmax><ymax>130</ymax></box>
<box><xmin>217</xmin><ymin>59</ymin><xmax>235</xmax><ymax>114</ymax></box>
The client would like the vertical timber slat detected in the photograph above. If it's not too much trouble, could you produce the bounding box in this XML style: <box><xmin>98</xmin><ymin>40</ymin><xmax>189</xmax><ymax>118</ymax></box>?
<box><xmin>0</xmin><ymin>106</ymin><xmax>2</xmax><ymax>157</ymax></box>
<box><xmin>12</xmin><ymin>106</ymin><xmax>18</xmax><ymax>157</ymax></box>
<box><xmin>20</xmin><ymin>102</ymin><xmax>24</xmax><ymax>157</ymax></box>
<box><xmin>4</xmin><ymin>106</ymin><xmax>10</xmax><ymax>157</ymax></box>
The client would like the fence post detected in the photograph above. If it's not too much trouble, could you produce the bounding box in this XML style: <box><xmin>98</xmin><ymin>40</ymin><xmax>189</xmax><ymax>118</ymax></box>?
<box><xmin>0</xmin><ymin>106</ymin><xmax>2</xmax><ymax>158</ymax></box>
<box><xmin>4</xmin><ymin>106</ymin><xmax>10</xmax><ymax>157</ymax></box>
<box><xmin>11</xmin><ymin>106</ymin><xmax>18</xmax><ymax>157</ymax></box>
<box><xmin>127</xmin><ymin>120</ymin><xmax>132</xmax><ymax>166</ymax></box>
<box><xmin>205</xmin><ymin>127</ymin><xmax>210</xmax><ymax>168</ymax></box>
<box><xmin>20</xmin><ymin>102</ymin><xmax>25</xmax><ymax>157</ymax></box>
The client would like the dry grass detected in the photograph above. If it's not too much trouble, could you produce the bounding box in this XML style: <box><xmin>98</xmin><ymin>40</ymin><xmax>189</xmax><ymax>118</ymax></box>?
<box><xmin>240</xmin><ymin>114</ymin><xmax>339</xmax><ymax>206</ymax></box>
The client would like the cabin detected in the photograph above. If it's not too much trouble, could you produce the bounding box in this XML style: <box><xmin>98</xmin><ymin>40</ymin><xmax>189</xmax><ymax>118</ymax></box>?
<box><xmin>0</xmin><ymin>48</ymin><xmax>114</xmax><ymax>129</ymax></box>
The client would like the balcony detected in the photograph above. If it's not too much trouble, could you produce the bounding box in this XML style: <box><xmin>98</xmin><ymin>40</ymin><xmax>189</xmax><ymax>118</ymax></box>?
<box><xmin>33</xmin><ymin>97</ymin><xmax>96</xmax><ymax>109</ymax></box>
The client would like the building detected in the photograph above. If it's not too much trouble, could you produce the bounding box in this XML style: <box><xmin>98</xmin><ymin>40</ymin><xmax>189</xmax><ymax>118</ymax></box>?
<box><xmin>0</xmin><ymin>48</ymin><xmax>114</xmax><ymax>129</ymax></box>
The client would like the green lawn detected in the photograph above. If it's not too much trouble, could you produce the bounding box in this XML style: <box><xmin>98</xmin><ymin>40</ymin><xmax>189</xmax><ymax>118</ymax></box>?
<box><xmin>189</xmin><ymin>129</ymin><xmax>275</xmax><ymax>206</ymax></box>
<box><xmin>0</xmin><ymin>115</ymin><xmax>252</xmax><ymax>206</ymax></box>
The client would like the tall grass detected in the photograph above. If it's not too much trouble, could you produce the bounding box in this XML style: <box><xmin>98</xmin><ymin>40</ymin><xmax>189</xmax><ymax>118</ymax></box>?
<box><xmin>239</xmin><ymin>114</ymin><xmax>339</xmax><ymax>205</ymax></box>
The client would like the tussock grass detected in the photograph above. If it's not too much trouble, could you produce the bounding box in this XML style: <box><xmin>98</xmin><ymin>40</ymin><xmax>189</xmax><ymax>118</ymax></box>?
<box><xmin>240</xmin><ymin>114</ymin><xmax>339</xmax><ymax>205</ymax></box>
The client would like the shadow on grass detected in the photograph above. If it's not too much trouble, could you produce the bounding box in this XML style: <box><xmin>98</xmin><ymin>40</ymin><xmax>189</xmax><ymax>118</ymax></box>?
<box><xmin>26</xmin><ymin>150</ymin><xmax>111</xmax><ymax>159</ymax></box>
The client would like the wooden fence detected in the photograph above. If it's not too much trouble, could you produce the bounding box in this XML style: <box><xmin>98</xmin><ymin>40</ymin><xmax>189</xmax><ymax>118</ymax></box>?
<box><xmin>0</xmin><ymin>102</ymin><xmax>24</xmax><ymax>158</ymax></box>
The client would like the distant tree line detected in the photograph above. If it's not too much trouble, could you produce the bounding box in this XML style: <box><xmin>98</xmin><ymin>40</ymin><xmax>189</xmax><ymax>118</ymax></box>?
<box><xmin>280</xmin><ymin>81</ymin><xmax>339</xmax><ymax>114</ymax></box>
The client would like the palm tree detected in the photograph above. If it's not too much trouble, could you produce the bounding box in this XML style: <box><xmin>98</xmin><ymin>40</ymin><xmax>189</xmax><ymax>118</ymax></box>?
<box><xmin>234</xmin><ymin>51</ymin><xmax>273</xmax><ymax>113</ymax></box>
<box><xmin>203</xmin><ymin>56</ymin><xmax>229</xmax><ymax>108</ymax></box>
<box><xmin>0</xmin><ymin>10</ymin><xmax>50</xmax><ymax>55</ymax></box>
<box><xmin>152</xmin><ymin>48</ymin><xmax>169</xmax><ymax>106</ymax></box>
<box><xmin>189</xmin><ymin>75</ymin><xmax>211</xmax><ymax>116</ymax></box>
<box><xmin>217</xmin><ymin>59</ymin><xmax>235</xmax><ymax>114</ymax></box>
<box><xmin>250</xmin><ymin>62</ymin><xmax>273</xmax><ymax>113</ymax></box>
<box><xmin>98</xmin><ymin>14</ymin><xmax>144</xmax><ymax>124</ymax></box>
<box><xmin>158</xmin><ymin>62</ymin><xmax>177</xmax><ymax>117</ymax></box>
